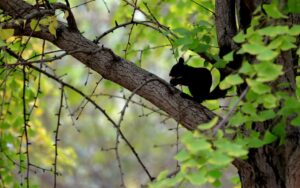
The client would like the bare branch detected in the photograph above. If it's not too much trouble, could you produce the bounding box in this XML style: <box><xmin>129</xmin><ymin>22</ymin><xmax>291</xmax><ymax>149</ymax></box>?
<box><xmin>212</xmin><ymin>87</ymin><xmax>248</xmax><ymax>134</ymax></box>
<box><xmin>53</xmin><ymin>85</ymin><xmax>64</xmax><ymax>188</ymax></box>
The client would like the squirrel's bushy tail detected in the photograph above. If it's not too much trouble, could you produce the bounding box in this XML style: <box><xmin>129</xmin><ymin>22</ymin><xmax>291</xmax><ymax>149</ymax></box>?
<box><xmin>207</xmin><ymin>86</ymin><xmax>228</xmax><ymax>100</ymax></box>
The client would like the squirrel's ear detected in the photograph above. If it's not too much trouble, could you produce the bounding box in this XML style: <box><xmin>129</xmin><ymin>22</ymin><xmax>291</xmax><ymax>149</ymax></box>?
<box><xmin>178</xmin><ymin>57</ymin><xmax>184</xmax><ymax>64</ymax></box>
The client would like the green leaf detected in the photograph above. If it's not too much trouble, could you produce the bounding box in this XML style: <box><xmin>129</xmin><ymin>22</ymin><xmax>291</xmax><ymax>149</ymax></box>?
<box><xmin>10</xmin><ymin>79</ymin><xmax>21</xmax><ymax>91</ymax></box>
<box><xmin>48</xmin><ymin>16</ymin><xmax>58</xmax><ymax>37</ymax></box>
<box><xmin>247</xmin><ymin>137</ymin><xmax>265</xmax><ymax>148</ymax></box>
<box><xmin>233</xmin><ymin>32</ymin><xmax>246</xmax><ymax>43</ymax></box>
<box><xmin>195</xmin><ymin>43</ymin><xmax>210</xmax><ymax>53</ymax></box>
<box><xmin>198</xmin><ymin>117</ymin><xmax>218</xmax><ymax>130</ymax></box>
<box><xmin>231</xmin><ymin>176</ymin><xmax>241</xmax><ymax>185</ymax></box>
<box><xmin>0</xmin><ymin>28</ymin><xmax>14</xmax><ymax>40</ymax></box>
<box><xmin>174</xmin><ymin>28</ymin><xmax>191</xmax><ymax>36</ymax></box>
<box><xmin>214</xmin><ymin>59</ymin><xmax>228</xmax><ymax>69</ymax></box>
<box><xmin>288</xmin><ymin>25</ymin><xmax>300</xmax><ymax>36</ymax></box>
<box><xmin>247</xmin><ymin>32</ymin><xmax>264</xmax><ymax>44</ymax></box>
<box><xmin>279</xmin><ymin>97</ymin><xmax>300</xmax><ymax>116</ymax></box>
<box><xmin>13</xmin><ymin>117</ymin><xmax>23</xmax><ymax>128</ymax></box>
<box><xmin>175</xmin><ymin>149</ymin><xmax>190</xmax><ymax>162</ymax></box>
<box><xmin>263</xmin><ymin>3</ymin><xmax>288</xmax><ymax>19</ymax></box>
<box><xmin>249</xmin><ymin>15</ymin><xmax>262</xmax><ymax>28</ymax></box>
<box><xmin>64</xmin><ymin>10</ymin><xmax>70</xmax><ymax>19</ymax></box>
<box><xmin>0</xmin><ymin>38</ymin><xmax>6</xmax><ymax>47</ymax></box>
<box><xmin>30</xmin><ymin>19</ymin><xmax>41</xmax><ymax>31</ymax></box>
<box><xmin>287</xmin><ymin>0</ymin><xmax>300</xmax><ymax>13</ymax></box>
<box><xmin>239</xmin><ymin>61</ymin><xmax>255</xmax><ymax>76</ymax></box>
<box><xmin>223</xmin><ymin>51</ymin><xmax>234</xmax><ymax>62</ymax></box>
<box><xmin>258</xmin><ymin>26</ymin><xmax>289</xmax><ymax>37</ymax></box>
<box><xmin>245</xmin><ymin>89</ymin><xmax>259</xmax><ymax>102</ymax></box>
<box><xmin>154</xmin><ymin>172</ymin><xmax>184</xmax><ymax>187</ymax></box>
<box><xmin>257</xmin><ymin>49</ymin><xmax>279</xmax><ymax>61</ymax></box>
<box><xmin>212</xmin><ymin>180</ymin><xmax>222</xmax><ymax>187</ymax></box>
<box><xmin>246</xmin><ymin>79</ymin><xmax>271</xmax><ymax>94</ymax></box>
<box><xmin>183</xmin><ymin>158</ymin><xmax>200</xmax><ymax>168</ymax></box>
<box><xmin>207</xmin><ymin>170</ymin><xmax>222</xmax><ymax>179</ymax></box>
<box><xmin>172</xmin><ymin>173</ymin><xmax>184</xmax><ymax>185</ymax></box>
<box><xmin>49</xmin><ymin>25</ymin><xmax>56</xmax><ymax>37</ymax></box>
<box><xmin>0</xmin><ymin>122</ymin><xmax>10</xmax><ymax>129</ymax></box>
<box><xmin>254</xmin><ymin>61</ymin><xmax>283</xmax><ymax>82</ymax></box>
<box><xmin>156</xmin><ymin>170</ymin><xmax>169</xmax><ymax>181</ymax></box>
<box><xmin>202</xmin><ymin>35</ymin><xmax>211</xmax><ymax>44</ymax></box>
<box><xmin>242</xmin><ymin>43</ymin><xmax>267</xmax><ymax>55</ymax></box>
<box><xmin>208</xmin><ymin>151</ymin><xmax>233</xmax><ymax>166</ymax></box>
<box><xmin>174</xmin><ymin>37</ymin><xmax>193</xmax><ymax>47</ymax></box>
<box><xmin>279</xmin><ymin>35</ymin><xmax>297</xmax><ymax>51</ymax></box>
<box><xmin>185</xmin><ymin>138</ymin><xmax>212</xmax><ymax>153</ymax></box>
<box><xmin>291</xmin><ymin>115</ymin><xmax>300</xmax><ymax>127</ymax></box>
<box><xmin>40</xmin><ymin>17</ymin><xmax>50</xmax><ymax>26</ymax></box>
<box><xmin>229</xmin><ymin>111</ymin><xmax>249</xmax><ymax>126</ymax></box>
<box><xmin>267</xmin><ymin>37</ymin><xmax>283</xmax><ymax>50</ymax></box>
<box><xmin>186</xmin><ymin>170</ymin><xmax>207</xmax><ymax>186</ymax></box>
<box><xmin>241</xmin><ymin>102</ymin><xmax>257</xmax><ymax>115</ymax></box>
<box><xmin>242</xmin><ymin>34</ymin><xmax>280</xmax><ymax>60</ymax></box>
<box><xmin>215</xmin><ymin>139</ymin><xmax>248</xmax><ymax>157</ymax></box>
<box><xmin>272</xmin><ymin>121</ymin><xmax>286</xmax><ymax>145</ymax></box>
<box><xmin>263</xmin><ymin>131</ymin><xmax>277</xmax><ymax>144</ymax></box>
<box><xmin>257</xmin><ymin>110</ymin><xmax>276</xmax><ymax>122</ymax></box>
<box><xmin>261</xmin><ymin>94</ymin><xmax>278</xmax><ymax>109</ymax></box>
<box><xmin>220</xmin><ymin>74</ymin><xmax>244</xmax><ymax>89</ymax></box>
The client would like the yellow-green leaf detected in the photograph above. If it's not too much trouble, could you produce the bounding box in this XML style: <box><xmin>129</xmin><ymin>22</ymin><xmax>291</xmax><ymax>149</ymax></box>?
<box><xmin>48</xmin><ymin>16</ymin><xmax>58</xmax><ymax>37</ymax></box>
<box><xmin>288</xmin><ymin>25</ymin><xmax>300</xmax><ymax>36</ymax></box>
<box><xmin>0</xmin><ymin>28</ymin><xmax>14</xmax><ymax>40</ymax></box>
<box><xmin>198</xmin><ymin>117</ymin><xmax>218</xmax><ymax>130</ymax></box>
<box><xmin>40</xmin><ymin>17</ymin><xmax>50</xmax><ymax>26</ymax></box>
<box><xmin>186</xmin><ymin>170</ymin><xmax>207</xmax><ymax>186</ymax></box>
<box><xmin>49</xmin><ymin>24</ymin><xmax>57</xmax><ymax>37</ymax></box>
<box><xmin>253</xmin><ymin>61</ymin><xmax>283</xmax><ymax>82</ymax></box>
<box><xmin>263</xmin><ymin>3</ymin><xmax>288</xmax><ymax>19</ymax></box>
<box><xmin>30</xmin><ymin>19</ymin><xmax>41</xmax><ymax>31</ymax></box>
<box><xmin>220</xmin><ymin>74</ymin><xmax>244</xmax><ymax>89</ymax></box>
<box><xmin>246</xmin><ymin>79</ymin><xmax>271</xmax><ymax>94</ymax></box>
<box><xmin>64</xmin><ymin>10</ymin><xmax>70</xmax><ymax>19</ymax></box>
<box><xmin>258</xmin><ymin>26</ymin><xmax>289</xmax><ymax>37</ymax></box>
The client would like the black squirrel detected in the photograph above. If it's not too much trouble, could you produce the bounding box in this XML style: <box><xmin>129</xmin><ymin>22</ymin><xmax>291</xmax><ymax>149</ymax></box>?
<box><xmin>169</xmin><ymin>57</ymin><xmax>228</xmax><ymax>103</ymax></box>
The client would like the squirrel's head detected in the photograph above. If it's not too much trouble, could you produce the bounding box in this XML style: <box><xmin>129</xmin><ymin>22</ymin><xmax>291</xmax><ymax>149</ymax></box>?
<box><xmin>169</xmin><ymin>57</ymin><xmax>185</xmax><ymax>86</ymax></box>
<box><xmin>169</xmin><ymin>57</ymin><xmax>185</xmax><ymax>77</ymax></box>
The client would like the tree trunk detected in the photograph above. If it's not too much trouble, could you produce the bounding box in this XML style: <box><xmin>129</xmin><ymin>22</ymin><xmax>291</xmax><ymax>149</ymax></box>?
<box><xmin>215</xmin><ymin>1</ymin><xmax>300</xmax><ymax>187</ymax></box>
<box><xmin>233</xmin><ymin>127</ymin><xmax>300</xmax><ymax>188</ymax></box>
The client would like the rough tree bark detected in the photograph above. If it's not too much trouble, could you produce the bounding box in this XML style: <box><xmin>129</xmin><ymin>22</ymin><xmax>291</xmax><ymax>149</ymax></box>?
<box><xmin>215</xmin><ymin>0</ymin><xmax>300</xmax><ymax>188</ymax></box>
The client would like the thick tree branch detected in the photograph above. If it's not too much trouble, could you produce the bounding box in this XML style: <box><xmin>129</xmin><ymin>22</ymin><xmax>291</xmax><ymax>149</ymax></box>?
<box><xmin>0</xmin><ymin>0</ymin><xmax>216</xmax><ymax>130</ymax></box>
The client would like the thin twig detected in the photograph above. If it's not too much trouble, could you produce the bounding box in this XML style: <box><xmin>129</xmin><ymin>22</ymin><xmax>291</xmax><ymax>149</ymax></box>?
<box><xmin>190</xmin><ymin>0</ymin><xmax>216</xmax><ymax>16</ymax></box>
<box><xmin>5</xmin><ymin>49</ymin><xmax>155</xmax><ymax>180</ymax></box>
<box><xmin>93</xmin><ymin>93</ymin><xmax>168</xmax><ymax>117</ymax></box>
<box><xmin>74</xmin><ymin>78</ymin><xmax>104</xmax><ymax>120</ymax></box>
<box><xmin>22</xmin><ymin>63</ymin><xmax>30</xmax><ymax>188</ymax></box>
<box><xmin>27</xmin><ymin>63</ymin><xmax>154</xmax><ymax>181</ymax></box>
<box><xmin>101</xmin><ymin>0</ymin><xmax>110</xmax><ymax>13</ymax></box>
<box><xmin>53</xmin><ymin>85</ymin><xmax>64</xmax><ymax>188</ymax></box>
<box><xmin>115</xmin><ymin>132</ymin><xmax>125</xmax><ymax>187</ymax></box>
<box><xmin>212</xmin><ymin>87</ymin><xmax>249</xmax><ymax>135</ymax></box>
<box><xmin>117</xmin><ymin>78</ymin><xmax>160</xmax><ymax>127</ymax></box>
<box><xmin>116</xmin><ymin>78</ymin><xmax>163</xmax><ymax>181</ymax></box>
